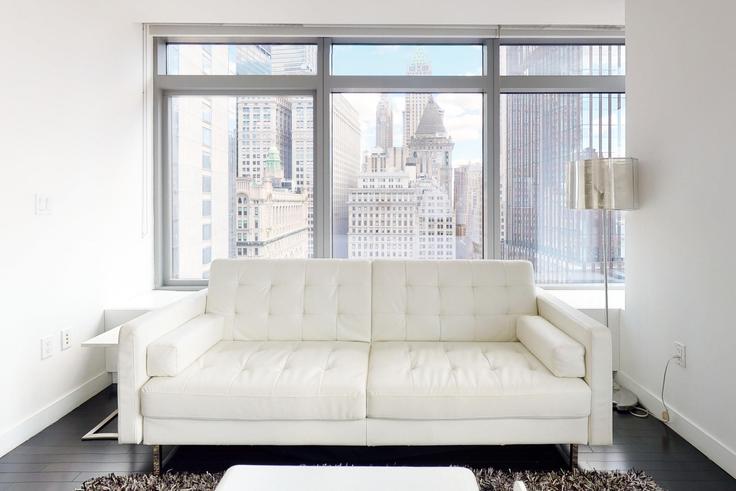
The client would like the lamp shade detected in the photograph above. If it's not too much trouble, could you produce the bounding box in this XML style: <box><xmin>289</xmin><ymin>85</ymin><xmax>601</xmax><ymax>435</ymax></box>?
<box><xmin>566</xmin><ymin>158</ymin><xmax>638</xmax><ymax>210</ymax></box>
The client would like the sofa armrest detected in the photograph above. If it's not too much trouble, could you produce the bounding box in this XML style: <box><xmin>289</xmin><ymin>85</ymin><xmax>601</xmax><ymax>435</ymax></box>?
<box><xmin>517</xmin><ymin>315</ymin><xmax>585</xmax><ymax>378</ymax></box>
<box><xmin>536</xmin><ymin>288</ymin><xmax>612</xmax><ymax>445</ymax></box>
<box><xmin>147</xmin><ymin>313</ymin><xmax>224</xmax><ymax>377</ymax></box>
<box><xmin>117</xmin><ymin>290</ymin><xmax>207</xmax><ymax>444</ymax></box>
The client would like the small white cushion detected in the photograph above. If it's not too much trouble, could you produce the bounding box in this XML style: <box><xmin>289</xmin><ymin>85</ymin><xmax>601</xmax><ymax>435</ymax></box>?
<box><xmin>367</xmin><ymin>341</ymin><xmax>590</xmax><ymax>420</ymax></box>
<box><xmin>147</xmin><ymin>313</ymin><xmax>224</xmax><ymax>377</ymax></box>
<box><xmin>516</xmin><ymin>315</ymin><xmax>585</xmax><ymax>378</ymax></box>
<box><xmin>142</xmin><ymin>341</ymin><xmax>370</xmax><ymax>421</ymax></box>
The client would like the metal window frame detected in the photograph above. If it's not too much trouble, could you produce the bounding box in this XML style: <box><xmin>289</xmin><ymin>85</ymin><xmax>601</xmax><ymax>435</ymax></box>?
<box><xmin>149</xmin><ymin>28</ymin><xmax>625</xmax><ymax>288</ymax></box>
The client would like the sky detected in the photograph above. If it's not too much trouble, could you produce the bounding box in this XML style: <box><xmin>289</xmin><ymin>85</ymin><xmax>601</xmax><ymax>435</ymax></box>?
<box><xmin>333</xmin><ymin>45</ymin><xmax>483</xmax><ymax>166</ymax></box>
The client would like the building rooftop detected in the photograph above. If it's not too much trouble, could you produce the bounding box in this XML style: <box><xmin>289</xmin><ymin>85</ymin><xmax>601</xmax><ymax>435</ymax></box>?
<box><xmin>414</xmin><ymin>98</ymin><xmax>447</xmax><ymax>137</ymax></box>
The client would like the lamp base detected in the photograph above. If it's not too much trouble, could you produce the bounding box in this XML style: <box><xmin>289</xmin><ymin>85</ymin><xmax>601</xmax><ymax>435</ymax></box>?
<box><xmin>613</xmin><ymin>387</ymin><xmax>639</xmax><ymax>411</ymax></box>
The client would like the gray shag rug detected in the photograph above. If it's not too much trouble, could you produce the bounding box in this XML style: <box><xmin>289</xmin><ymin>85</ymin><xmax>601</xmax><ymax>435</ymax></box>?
<box><xmin>80</xmin><ymin>468</ymin><xmax>661</xmax><ymax>490</ymax></box>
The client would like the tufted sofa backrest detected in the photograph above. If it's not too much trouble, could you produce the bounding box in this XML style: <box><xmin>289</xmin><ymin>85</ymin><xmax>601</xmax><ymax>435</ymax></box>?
<box><xmin>207</xmin><ymin>259</ymin><xmax>372</xmax><ymax>342</ymax></box>
<box><xmin>372</xmin><ymin>260</ymin><xmax>537</xmax><ymax>341</ymax></box>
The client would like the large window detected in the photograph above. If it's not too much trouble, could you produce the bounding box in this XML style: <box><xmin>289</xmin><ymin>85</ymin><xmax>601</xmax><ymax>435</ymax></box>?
<box><xmin>153</xmin><ymin>32</ymin><xmax>625</xmax><ymax>286</ymax></box>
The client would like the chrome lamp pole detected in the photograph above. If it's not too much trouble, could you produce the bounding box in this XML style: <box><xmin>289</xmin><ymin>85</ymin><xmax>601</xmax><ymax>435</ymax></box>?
<box><xmin>566</xmin><ymin>157</ymin><xmax>638</xmax><ymax>408</ymax></box>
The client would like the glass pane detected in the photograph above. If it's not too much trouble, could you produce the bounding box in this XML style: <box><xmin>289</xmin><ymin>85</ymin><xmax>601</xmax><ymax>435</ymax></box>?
<box><xmin>500</xmin><ymin>45</ymin><xmax>625</xmax><ymax>76</ymax></box>
<box><xmin>170</xmin><ymin>94</ymin><xmax>314</xmax><ymax>280</ymax></box>
<box><xmin>500</xmin><ymin>93</ymin><xmax>626</xmax><ymax>284</ymax></box>
<box><xmin>166</xmin><ymin>44</ymin><xmax>318</xmax><ymax>75</ymax></box>
<box><xmin>331</xmin><ymin>45</ymin><xmax>483</xmax><ymax>76</ymax></box>
<box><xmin>332</xmin><ymin>93</ymin><xmax>483</xmax><ymax>259</ymax></box>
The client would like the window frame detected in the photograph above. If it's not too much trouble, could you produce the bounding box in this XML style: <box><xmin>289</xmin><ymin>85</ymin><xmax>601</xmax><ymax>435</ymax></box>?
<box><xmin>149</xmin><ymin>28</ymin><xmax>625</xmax><ymax>289</ymax></box>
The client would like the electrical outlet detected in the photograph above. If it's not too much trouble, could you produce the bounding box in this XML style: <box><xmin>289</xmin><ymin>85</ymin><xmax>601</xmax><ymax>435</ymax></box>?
<box><xmin>674</xmin><ymin>342</ymin><xmax>686</xmax><ymax>367</ymax></box>
<box><xmin>41</xmin><ymin>336</ymin><xmax>54</xmax><ymax>359</ymax></box>
<box><xmin>61</xmin><ymin>329</ymin><xmax>72</xmax><ymax>351</ymax></box>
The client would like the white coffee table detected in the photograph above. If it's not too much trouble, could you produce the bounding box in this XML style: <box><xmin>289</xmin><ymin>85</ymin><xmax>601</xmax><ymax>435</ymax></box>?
<box><xmin>215</xmin><ymin>465</ymin><xmax>479</xmax><ymax>491</ymax></box>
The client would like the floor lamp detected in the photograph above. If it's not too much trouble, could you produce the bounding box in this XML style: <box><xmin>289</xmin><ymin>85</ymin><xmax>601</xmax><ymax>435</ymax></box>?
<box><xmin>566</xmin><ymin>157</ymin><xmax>638</xmax><ymax>410</ymax></box>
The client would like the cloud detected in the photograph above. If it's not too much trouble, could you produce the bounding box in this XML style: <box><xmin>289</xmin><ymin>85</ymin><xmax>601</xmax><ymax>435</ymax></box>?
<box><xmin>445</xmin><ymin>113</ymin><xmax>482</xmax><ymax>142</ymax></box>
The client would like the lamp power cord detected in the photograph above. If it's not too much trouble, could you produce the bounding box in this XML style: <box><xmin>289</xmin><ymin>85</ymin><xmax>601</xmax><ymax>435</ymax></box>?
<box><xmin>620</xmin><ymin>355</ymin><xmax>678</xmax><ymax>421</ymax></box>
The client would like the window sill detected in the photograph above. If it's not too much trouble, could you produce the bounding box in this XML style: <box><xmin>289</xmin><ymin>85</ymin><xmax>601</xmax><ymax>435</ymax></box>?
<box><xmin>541</xmin><ymin>288</ymin><xmax>625</xmax><ymax>310</ymax></box>
<box><xmin>105</xmin><ymin>289</ymin><xmax>195</xmax><ymax>312</ymax></box>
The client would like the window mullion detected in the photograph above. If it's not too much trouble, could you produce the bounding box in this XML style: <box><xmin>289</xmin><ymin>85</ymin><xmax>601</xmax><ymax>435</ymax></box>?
<box><xmin>328</xmin><ymin>75</ymin><xmax>488</xmax><ymax>93</ymax></box>
<box><xmin>155</xmin><ymin>74</ymin><xmax>322</xmax><ymax>92</ymax></box>
<box><xmin>487</xmin><ymin>38</ymin><xmax>501</xmax><ymax>260</ymax></box>
<box><xmin>500</xmin><ymin>75</ymin><xmax>625</xmax><ymax>93</ymax></box>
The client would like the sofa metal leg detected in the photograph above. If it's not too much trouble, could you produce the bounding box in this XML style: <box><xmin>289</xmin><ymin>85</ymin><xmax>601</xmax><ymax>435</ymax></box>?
<box><xmin>569</xmin><ymin>444</ymin><xmax>579</xmax><ymax>470</ymax></box>
<box><xmin>152</xmin><ymin>445</ymin><xmax>161</xmax><ymax>476</ymax></box>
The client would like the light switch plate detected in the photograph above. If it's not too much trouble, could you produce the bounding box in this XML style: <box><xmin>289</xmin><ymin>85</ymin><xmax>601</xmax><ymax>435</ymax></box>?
<box><xmin>34</xmin><ymin>194</ymin><xmax>51</xmax><ymax>215</ymax></box>
<box><xmin>41</xmin><ymin>336</ymin><xmax>54</xmax><ymax>359</ymax></box>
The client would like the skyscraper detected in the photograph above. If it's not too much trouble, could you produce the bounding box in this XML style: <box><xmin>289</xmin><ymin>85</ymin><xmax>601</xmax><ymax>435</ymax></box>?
<box><xmin>331</xmin><ymin>94</ymin><xmax>362</xmax><ymax>257</ymax></box>
<box><xmin>454</xmin><ymin>162</ymin><xmax>483</xmax><ymax>259</ymax></box>
<box><xmin>403</xmin><ymin>48</ymin><xmax>432</xmax><ymax>145</ymax></box>
<box><xmin>237</xmin><ymin>96</ymin><xmax>292</xmax><ymax>182</ymax></box>
<box><xmin>291</xmin><ymin>96</ymin><xmax>314</xmax><ymax>254</ymax></box>
<box><xmin>168</xmin><ymin>46</ymin><xmax>233</xmax><ymax>280</ymax></box>
<box><xmin>271</xmin><ymin>45</ymin><xmax>317</xmax><ymax>75</ymax></box>
<box><xmin>232</xmin><ymin>45</ymin><xmax>271</xmax><ymax>75</ymax></box>
<box><xmin>348</xmin><ymin>172</ymin><xmax>419</xmax><ymax>259</ymax></box>
<box><xmin>375</xmin><ymin>94</ymin><xmax>393</xmax><ymax>151</ymax></box>
<box><xmin>346</xmin><ymin>172</ymin><xmax>455</xmax><ymax>259</ymax></box>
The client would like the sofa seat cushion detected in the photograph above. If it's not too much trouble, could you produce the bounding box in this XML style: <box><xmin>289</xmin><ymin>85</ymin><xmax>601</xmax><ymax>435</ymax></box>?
<box><xmin>367</xmin><ymin>341</ymin><xmax>590</xmax><ymax>420</ymax></box>
<box><xmin>141</xmin><ymin>340</ymin><xmax>369</xmax><ymax>421</ymax></box>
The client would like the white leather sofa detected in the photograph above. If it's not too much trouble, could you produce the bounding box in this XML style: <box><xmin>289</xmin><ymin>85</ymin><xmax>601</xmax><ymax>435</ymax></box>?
<box><xmin>118</xmin><ymin>259</ymin><xmax>611</xmax><ymax>472</ymax></box>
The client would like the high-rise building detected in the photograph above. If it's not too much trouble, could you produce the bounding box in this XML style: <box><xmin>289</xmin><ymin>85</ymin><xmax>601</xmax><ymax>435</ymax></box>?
<box><xmin>172</xmin><ymin>96</ymin><xmax>233</xmax><ymax>279</ymax></box>
<box><xmin>416</xmin><ymin>178</ymin><xmax>456</xmax><ymax>259</ymax></box>
<box><xmin>232</xmin><ymin>45</ymin><xmax>271</xmax><ymax>75</ymax></box>
<box><xmin>271</xmin><ymin>45</ymin><xmax>317</xmax><ymax>75</ymax></box>
<box><xmin>403</xmin><ymin>48</ymin><xmax>432</xmax><ymax>145</ymax></box>
<box><xmin>454</xmin><ymin>162</ymin><xmax>483</xmax><ymax>259</ymax></box>
<box><xmin>348</xmin><ymin>173</ymin><xmax>418</xmax><ymax>259</ymax></box>
<box><xmin>331</xmin><ymin>94</ymin><xmax>362</xmax><ymax>257</ymax></box>
<box><xmin>291</xmin><ymin>96</ymin><xmax>314</xmax><ymax>254</ymax></box>
<box><xmin>237</xmin><ymin>96</ymin><xmax>293</xmax><ymax>183</ymax></box>
<box><xmin>406</xmin><ymin>97</ymin><xmax>455</xmax><ymax>203</ymax></box>
<box><xmin>169</xmin><ymin>47</ymin><xmax>233</xmax><ymax>279</ymax></box>
<box><xmin>375</xmin><ymin>94</ymin><xmax>393</xmax><ymax>151</ymax></box>
<box><xmin>347</xmin><ymin>172</ymin><xmax>455</xmax><ymax>259</ymax></box>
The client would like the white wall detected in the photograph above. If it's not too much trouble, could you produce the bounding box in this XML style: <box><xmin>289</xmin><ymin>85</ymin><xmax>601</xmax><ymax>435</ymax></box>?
<box><xmin>621</xmin><ymin>0</ymin><xmax>736</xmax><ymax>478</ymax></box>
<box><xmin>0</xmin><ymin>2</ymin><xmax>152</xmax><ymax>455</ymax></box>
<box><xmin>0</xmin><ymin>0</ymin><xmax>623</xmax><ymax>456</ymax></box>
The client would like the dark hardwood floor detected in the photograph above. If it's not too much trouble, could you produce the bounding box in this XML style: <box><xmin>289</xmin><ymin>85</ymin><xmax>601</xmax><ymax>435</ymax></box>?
<box><xmin>1</xmin><ymin>385</ymin><xmax>734</xmax><ymax>490</ymax></box>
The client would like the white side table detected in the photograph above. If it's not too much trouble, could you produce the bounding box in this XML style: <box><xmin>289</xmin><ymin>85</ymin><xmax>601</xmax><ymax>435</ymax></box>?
<box><xmin>81</xmin><ymin>326</ymin><xmax>123</xmax><ymax>440</ymax></box>
<box><xmin>215</xmin><ymin>465</ymin><xmax>479</xmax><ymax>491</ymax></box>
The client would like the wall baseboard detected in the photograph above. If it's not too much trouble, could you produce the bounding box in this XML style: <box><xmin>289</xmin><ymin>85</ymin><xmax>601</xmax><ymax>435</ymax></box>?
<box><xmin>0</xmin><ymin>372</ymin><xmax>112</xmax><ymax>457</ymax></box>
<box><xmin>616</xmin><ymin>371</ymin><xmax>736</xmax><ymax>479</ymax></box>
